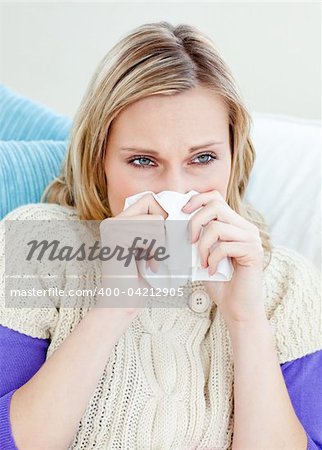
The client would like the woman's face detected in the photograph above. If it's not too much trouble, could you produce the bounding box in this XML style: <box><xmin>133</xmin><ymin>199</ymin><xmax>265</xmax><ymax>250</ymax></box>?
<box><xmin>104</xmin><ymin>85</ymin><xmax>232</xmax><ymax>216</ymax></box>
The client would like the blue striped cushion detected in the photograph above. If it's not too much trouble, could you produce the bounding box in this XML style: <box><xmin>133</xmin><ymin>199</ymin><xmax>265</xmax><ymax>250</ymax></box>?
<box><xmin>0</xmin><ymin>140</ymin><xmax>67</xmax><ymax>220</ymax></box>
<box><xmin>0</xmin><ymin>84</ymin><xmax>72</xmax><ymax>141</ymax></box>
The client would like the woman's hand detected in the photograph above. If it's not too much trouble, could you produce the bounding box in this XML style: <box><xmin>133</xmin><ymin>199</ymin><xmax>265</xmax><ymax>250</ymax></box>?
<box><xmin>97</xmin><ymin>193</ymin><xmax>168</xmax><ymax>317</ymax></box>
<box><xmin>182</xmin><ymin>190</ymin><xmax>266</xmax><ymax>325</ymax></box>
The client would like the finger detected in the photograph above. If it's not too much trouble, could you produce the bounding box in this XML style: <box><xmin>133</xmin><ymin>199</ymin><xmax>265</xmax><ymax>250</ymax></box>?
<box><xmin>182</xmin><ymin>190</ymin><xmax>225</xmax><ymax>212</ymax></box>
<box><xmin>198</xmin><ymin>221</ymin><xmax>252</xmax><ymax>268</ymax></box>
<box><xmin>119</xmin><ymin>235</ymin><xmax>166</xmax><ymax>275</ymax></box>
<box><xmin>101</xmin><ymin>215</ymin><xmax>166</xmax><ymax>270</ymax></box>
<box><xmin>182</xmin><ymin>189</ymin><xmax>257</xmax><ymax>234</ymax></box>
<box><xmin>118</xmin><ymin>193</ymin><xmax>169</xmax><ymax>219</ymax></box>
<box><xmin>147</xmin><ymin>252</ymin><xmax>159</xmax><ymax>273</ymax></box>
<box><xmin>187</xmin><ymin>200</ymin><xmax>255</xmax><ymax>243</ymax></box>
<box><xmin>207</xmin><ymin>240</ymin><xmax>263</xmax><ymax>275</ymax></box>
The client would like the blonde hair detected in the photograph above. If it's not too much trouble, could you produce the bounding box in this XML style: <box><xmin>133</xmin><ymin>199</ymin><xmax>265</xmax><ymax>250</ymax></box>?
<box><xmin>41</xmin><ymin>21</ymin><xmax>272</xmax><ymax>269</ymax></box>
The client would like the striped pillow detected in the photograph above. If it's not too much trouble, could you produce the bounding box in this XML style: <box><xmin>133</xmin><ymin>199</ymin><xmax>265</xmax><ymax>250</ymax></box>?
<box><xmin>0</xmin><ymin>140</ymin><xmax>67</xmax><ymax>220</ymax></box>
<box><xmin>0</xmin><ymin>84</ymin><xmax>71</xmax><ymax>141</ymax></box>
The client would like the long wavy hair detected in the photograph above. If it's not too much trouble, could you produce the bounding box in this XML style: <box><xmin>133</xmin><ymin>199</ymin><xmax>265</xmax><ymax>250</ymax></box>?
<box><xmin>41</xmin><ymin>21</ymin><xmax>273</xmax><ymax>269</ymax></box>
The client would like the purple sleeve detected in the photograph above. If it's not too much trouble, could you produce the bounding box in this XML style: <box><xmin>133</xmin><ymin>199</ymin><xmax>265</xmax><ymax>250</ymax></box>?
<box><xmin>0</xmin><ymin>325</ymin><xmax>321</xmax><ymax>449</ymax></box>
<box><xmin>0</xmin><ymin>324</ymin><xmax>50</xmax><ymax>450</ymax></box>
<box><xmin>281</xmin><ymin>349</ymin><xmax>322</xmax><ymax>450</ymax></box>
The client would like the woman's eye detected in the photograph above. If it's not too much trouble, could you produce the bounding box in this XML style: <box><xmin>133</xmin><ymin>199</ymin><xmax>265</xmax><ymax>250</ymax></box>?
<box><xmin>191</xmin><ymin>153</ymin><xmax>217</xmax><ymax>165</ymax></box>
<box><xmin>128</xmin><ymin>156</ymin><xmax>156</xmax><ymax>168</ymax></box>
<box><xmin>128</xmin><ymin>152</ymin><xmax>217</xmax><ymax>169</ymax></box>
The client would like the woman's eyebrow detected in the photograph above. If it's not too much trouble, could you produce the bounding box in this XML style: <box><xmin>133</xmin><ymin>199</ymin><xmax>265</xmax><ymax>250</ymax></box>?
<box><xmin>120</xmin><ymin>141</ymin><xmax>225</xmax><ymax>155</ymax></box>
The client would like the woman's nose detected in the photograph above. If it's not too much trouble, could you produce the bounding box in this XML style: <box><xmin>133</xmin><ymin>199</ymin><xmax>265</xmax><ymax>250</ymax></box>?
<box><xmin>158</xmin><ymin>185</ymin><xmax>191</xmax><ymax>194</ymax></box>
<box><xmin>158</xmin><ymin>174</ymin><xmax>194</xmax><ymax>194</ymax></box>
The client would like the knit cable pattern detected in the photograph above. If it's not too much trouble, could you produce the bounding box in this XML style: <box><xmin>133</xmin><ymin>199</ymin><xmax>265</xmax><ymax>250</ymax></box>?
<box><xmin>0</xmin><ymin>203</ymin><xmax>321</xmax><ymax>449</ymax></box>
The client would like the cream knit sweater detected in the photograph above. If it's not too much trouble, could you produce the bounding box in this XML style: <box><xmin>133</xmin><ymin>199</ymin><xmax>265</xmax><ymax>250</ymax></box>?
<box><xmin>0</xmin><ymin>203</ymin><xmax>321</xmax><ymax>450</ymax></box>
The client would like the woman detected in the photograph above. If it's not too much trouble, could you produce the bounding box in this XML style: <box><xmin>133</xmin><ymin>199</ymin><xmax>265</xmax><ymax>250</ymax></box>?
<box><xmin>0</xmin><ymin>21</ymin><xmax>321</xmax><ymax>450</ymax></box>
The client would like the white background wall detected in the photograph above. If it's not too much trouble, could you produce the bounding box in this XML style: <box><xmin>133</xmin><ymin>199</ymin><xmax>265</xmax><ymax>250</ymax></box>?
<box><xmin>0</xmin><ymin>1</ymin><xmax>320</xmax><ymax>120</ymax></box>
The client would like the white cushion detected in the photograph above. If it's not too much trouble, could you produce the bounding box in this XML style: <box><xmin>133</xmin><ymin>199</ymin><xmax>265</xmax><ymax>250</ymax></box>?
<box><xmin>244</xmin><ymin>112</ymin><xmax>321</xmax><ymax>270</ymax></box>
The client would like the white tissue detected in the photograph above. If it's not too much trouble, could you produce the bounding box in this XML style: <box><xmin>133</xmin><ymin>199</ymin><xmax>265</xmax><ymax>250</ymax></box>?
<box><xmin>123</xmin><ymin>190</ymin><xmax>234</xmax><ymax>289</ymax></box>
